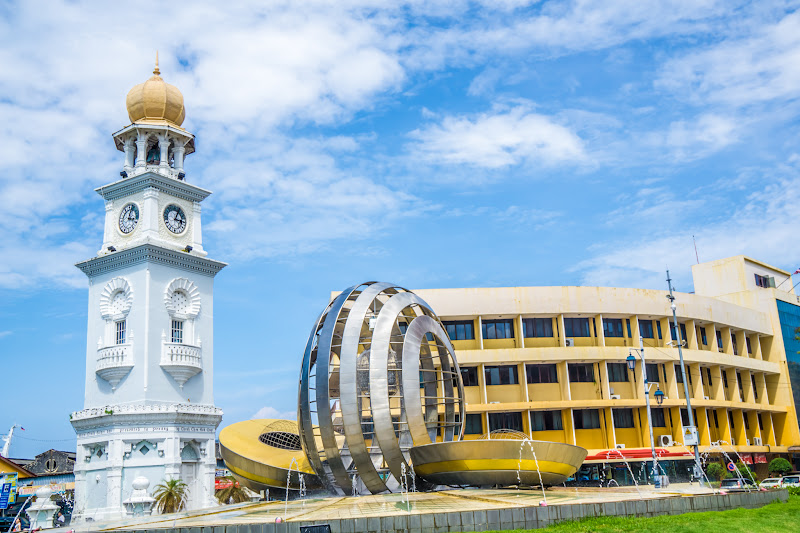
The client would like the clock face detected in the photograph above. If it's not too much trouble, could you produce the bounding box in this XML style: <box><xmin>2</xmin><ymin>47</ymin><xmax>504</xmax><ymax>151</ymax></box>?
<box><xmin>163</xmin><ymin>204</ymin><xmax>187</xmax><ymax>234</ymax></box>
<box><xmin>118</xmin><ymin>203</ymin><xmax>139</xmax><ymax>234</ymax></box>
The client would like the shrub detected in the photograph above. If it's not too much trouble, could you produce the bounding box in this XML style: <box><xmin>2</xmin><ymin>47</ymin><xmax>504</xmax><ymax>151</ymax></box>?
<box><xmin>735</xmin><ymin>461</ymin><xmax>757</xmax><ymax>483</ymax></box>
<box><xmin>707</xmin><ymin>462</ymin><xmax>731</xmax><ymax>482</ymax></box>
<box><xmin>768</xmin><ymin>457</ymin><xmax>792</xmax><ymax>477</ymax></box>
<box><xmin>788</xmin><ymin>486</ymin><xmax>800</xmax><ymax>496</ymax></box>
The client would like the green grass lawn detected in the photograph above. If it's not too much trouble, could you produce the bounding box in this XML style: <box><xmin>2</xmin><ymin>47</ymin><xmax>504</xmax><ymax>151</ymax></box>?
<box><xmin>490</xmin><ymin>495</ymin><xmax>800</xmax><ymax>533</ymax></box>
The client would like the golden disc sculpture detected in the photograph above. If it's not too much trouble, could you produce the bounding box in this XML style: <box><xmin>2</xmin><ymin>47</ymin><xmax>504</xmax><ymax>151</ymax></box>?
<box><xmin>218</xmin><ymin>419</ymin><xmax>320</xmax><ymax>492</ymax></box>
<box><xmin>298</xmin><ymin>282</ymin><xmax>465</xmax><ymax>495</ymax></box>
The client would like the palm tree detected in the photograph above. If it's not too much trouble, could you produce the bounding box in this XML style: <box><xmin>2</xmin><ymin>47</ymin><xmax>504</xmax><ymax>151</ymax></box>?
<box><xmin>215</xmin><ymin>476</ymin><xmax>250</xmax><ymax>504</ymax></box>
<box><xmin>152</xmin><ymin>477</ymin><xmax>188</xmax><ymax>514</ymax></box>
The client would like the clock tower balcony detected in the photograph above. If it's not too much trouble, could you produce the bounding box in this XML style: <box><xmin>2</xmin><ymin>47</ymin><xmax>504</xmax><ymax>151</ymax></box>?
<box><xmin>96</xmin><ymin>344</ymin><xmax>134</xmax><ymax>390</ymax></box>
<box><xmin>160</xmin><ymin>342</ymin><xmax>203</xmax><ymax>389</ymax></box>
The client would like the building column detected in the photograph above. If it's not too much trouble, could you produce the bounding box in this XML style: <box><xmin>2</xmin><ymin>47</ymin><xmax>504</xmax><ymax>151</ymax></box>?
<box><xmin>174</xmin><ymin>144</ymin><xmax>186</xmax><ymax>172</ymax></box>
<box><xmin>596</xmin><ymin>314</ymin><xmax>605</xmax><ymax>347</ymax></box>
<box><xmin>684</xmin><ymin>319</ymin><xmax>698</xmax><ymax>350</ymax></box>
<box><xmin>557</xmin><ymin>361</ymin><xmax>571</xmax><ymax>401</ymax></box>
<box><xmin>708</xmin><ymin>325</ymin><xmax>720</xmax><ymax>353</ymax></box>
<box><xmin>659</xmin><ymin>317</ymin><xmax>671</xmax><ymax>347</ymax></box>
<box><xmin>557</xmin><ymin>314</ymin><xmax>566</xmax><ymax>347</ymax></box>
<box><xmin>720</xmin><ymin>327</ymin><xmax>733</xmax><ymax>355</ymax></box>
<box><xmin>123</xmin><ymin>137</ymin><xmax>135</xmax><ymax>172</ymax></box>
<box><xmin>135</xmin><ymin>133</ymin><xmax>147</xmax><ymax>167</ymax></box>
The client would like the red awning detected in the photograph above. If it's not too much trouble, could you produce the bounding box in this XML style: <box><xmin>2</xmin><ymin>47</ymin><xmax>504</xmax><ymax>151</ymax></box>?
<box><xmin>585</xmin><ymin>448</ymin><xmax>693</xmax><ymax>461</ymax></box>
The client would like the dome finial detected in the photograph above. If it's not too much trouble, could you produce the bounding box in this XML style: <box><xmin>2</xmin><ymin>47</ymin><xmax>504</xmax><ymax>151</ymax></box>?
<box><xmin>153</xmin><ymin>51</ymin><xmax>160</xmax><ymax>76</ymax></box>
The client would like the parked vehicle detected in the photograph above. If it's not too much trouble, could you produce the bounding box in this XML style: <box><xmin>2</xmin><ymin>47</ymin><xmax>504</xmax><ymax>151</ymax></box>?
<box><xmin>720</xmin><ymin>477</ymin><xmax>758</xmax><ymax>492</ymax></box>
<box><xmin>781</xmin><ymin>475</ymin><xmax>800</xmax><ymax>487</ymax></box>
<box><xmin>759</xmin><ymin>478</ymin><xmax>784</xmax><ymax>489</ymax></box>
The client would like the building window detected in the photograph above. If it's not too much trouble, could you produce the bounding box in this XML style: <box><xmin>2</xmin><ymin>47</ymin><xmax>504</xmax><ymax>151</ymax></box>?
<box><xmin>568</xmin><ymin>363</ymin><xmax>594</xmax><ymax>383</ymax></box>
<box><xmin>646</xmin><ymin>363</ymin><xmax>660</xmax><ymax>382</ymax></box>
<box><xmin>482</xmin><ymin>319</ymin><xmax>514</xmax><ymax>340</ymax></box>
<box><xmin>746</xmin><ymin>337</ymin><xmax>752</xmax><ymax>354</ymax></box>
<box><xmin>607</xmin><ymin>363</ymin><xmax>628</xmax><ymax>383</ymax></box>
<box><xmin>651</xmin><ymin>408</ymin><xmax>666</xmax><ymax>427</ymax></box>
<box><xmin>744</xmin><ymin>414</ymin><xmax>750</xmax><ymax>430</ymax></box>
<box><xmin>757</xmin><ymin>413</ymin><xmax>764</xmax><ymax>430</ymax></box>
<box><xmin>115</xmin><ymin>320</ymin><xmax>126</xmax><ymax>345</ymax></box>
<box><xmin>639</xmin><ymin>320</ymin><xmax>654</xmax><ymax>339</ymax></box>
<box><xmin>488</xmin><ymin>412</ymin><xmax>523</xmax><ymax>432</ymax></box>
<box><xmin>603</xmin><ymin>318</ymin><xmax>624</xmax><ymax>338</ymax></box>
<box><xmin>751</xmin><ymin>374</ymin><xmax>758</xmax><ymax>400</ymax></box>
<box><xmin>522</xmin><ymin>318</ymin><xmax>553</xmax><ymax>338</ymax></box>
<box><xmin>171</xmin><ymin>320</ymin><xmax>184</xmax><ymax>343</ymax></box>
<box><xmin>656</xmin><ymin>321</ymin><xmax>662</xmax><ymax>339</ymax></box>
<box><xmin>563</xmin><ymin>317</ymin><xmax>591</xmax><ymax>337</ymax></box>
<box><xmin>670</xmin><ymin>323</ymin><xmax>688</xmax><ymax>342</ymax></box>
<box><xmin>716</xmin><ymin>330</ymin><xmax>723</xmax><ymax>351</ymax></box>
<box><xmin>485</xmin><ymin>365</ymin><xmax>519</xmax><ymax>385</ymax></box>
<box><xmin>574</xmin><ymin>409</ymin><xmax>601</xmax><ymax>429</ymax></box>
<box><xmin>713</xmin><ymin>410</ymin><xmax>719</xmax><ymax>428</ymax></box>
<box><xmin>728</xmin><ymin>410</ymin><xmax>735</xmax><ymax>430</ymax></box>
<box><xmin>613</xmin><ymin>408</ymin><xmax>635</xmax><ymax>429</ymax></box>
<box><xmin>531</xmin><ymin>410</ymin><xmax>563</xmax><ymax>431</ymax></box>
<box><xmin>722</xmin><ymin>370</ymin><xmax>729</xmax><ymax>388</ymax></box>
<box><xmin>705</xmin><ymin>367</ymin><xmax>713</xmax><ymax>386</ymax></box>
<box><xmin>526</xmin><ymin>364</ymin><xmax>558</xmax><ymax>384</ymax></box>
<box><xmin>460</xmin><ymin>366</ymin><xmax>479</xmax><ymax>387</ymax></box>
<box><xmin>361</xmin><ymin>417</ymin><xmax>374</xmax><ymax>435</ymax></box>
<box><xmin>444</xmin><ymin>320</ymin><xmax>475</xmax><ymax>340</ymax></box>
<box><xmin>731</xmin><ymin>335</ymin><xmax>738</xmax><ymax>355</ymax></box>
<box><xmin>465</xmin><ymin>413</ymin><xmax>483</xmax><ymax>435</ymax></box>
<box><xmin>754</xmin><ymin>273</ymin><xmax>775</xmax><ymax>288</ymax></box>
<box><xmin>737</xmin><ymin>372</ymin><xmax>745</xmax><ymax>399</ymax></box>
<box><xmin>700</xmin><ymin>328</ymin><xmax>708</xmax><ymax>345</ymax></box>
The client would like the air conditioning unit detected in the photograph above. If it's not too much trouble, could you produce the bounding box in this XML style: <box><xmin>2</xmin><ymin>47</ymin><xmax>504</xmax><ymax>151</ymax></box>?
<box><xmin>565</xmin><ymin>338</ymin><xmax>575</xmax><ymax>347</ymax></box>
<box><xmin>615</xmin><ymin>443</ymin><xmax>626</xmax><ymax>449</ymax></box>
<box><xmin>704</xmin><ymin>396</ymin><xmax>710</xmax><ymax>400</ymax></box>
<box><xmin>753</xmin><ymin>437</ymin><xmax>763</xmax><ymax>446</ymax></box>
<box><xmin>658</xmin><ymin>435</ymin><xmax>673</xmax><ymax>447</ymax></box>
<box><xmin>610</xmin><ymin>394</ymin><xmax>621</xmax><ymax>400</ymax></box>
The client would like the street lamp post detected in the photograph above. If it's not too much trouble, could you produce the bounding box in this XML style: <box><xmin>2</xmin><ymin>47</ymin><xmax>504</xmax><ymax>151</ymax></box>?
<box><xmin>627</xmin><ymin>336</ymin><xmax>664</xmax><ymax>483</ymax></box>
<box><xmin>666</xmin><ymin>270</ymin><xmax>704</xmax><ymax>484</ymax></box>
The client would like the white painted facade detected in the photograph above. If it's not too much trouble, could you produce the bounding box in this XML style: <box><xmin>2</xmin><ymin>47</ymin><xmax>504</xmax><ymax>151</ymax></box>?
<box><xmin>71</xmin><ymin>113</ymin><xmax>225</xmax><ymax>522</ymax></box>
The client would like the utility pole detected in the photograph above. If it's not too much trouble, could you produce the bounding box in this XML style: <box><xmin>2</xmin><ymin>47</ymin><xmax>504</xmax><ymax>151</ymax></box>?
<box><xmin>666</xmin><ymin>270</ymin><xmax>704</xmax><ymax>483</ymax></box>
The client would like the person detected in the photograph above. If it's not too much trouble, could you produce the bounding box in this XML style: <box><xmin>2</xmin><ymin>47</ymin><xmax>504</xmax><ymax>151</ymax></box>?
<box><xmin>56</xmin><ymin>511</ymin><xmax>65</xmax><ymax>526</ymax></box>
<box><xmin>12</xmin><ymin>517</ymin><xmax>21</xmax><ymax>531</ymax></box>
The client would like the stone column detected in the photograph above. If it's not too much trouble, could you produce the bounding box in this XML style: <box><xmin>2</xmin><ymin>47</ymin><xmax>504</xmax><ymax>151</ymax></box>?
<box><xmin>123</xmin><ymin>137</ymin><xmax>135</xmax><ymax>172</ymax></box>
<box><xmin>174</xmin><ymin>144</ymin><xmax>186</xmax><ymax>173</ymax></box>
<box><xmin>135</xmin><ymin>133</ymin><xmax>147</xmax><ymax>167</ymax></box>
<box><xmin>158</xmin><ymin>136</ymin><xmax>170</xmax><ymax>170</ymax></box>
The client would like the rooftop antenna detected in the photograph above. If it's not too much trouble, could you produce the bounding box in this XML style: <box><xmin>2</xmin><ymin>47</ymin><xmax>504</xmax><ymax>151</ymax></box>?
<box><xmin>692</xmin><ymin>235</ymin><xmax>699</xmax><ymax>264</ymax></box>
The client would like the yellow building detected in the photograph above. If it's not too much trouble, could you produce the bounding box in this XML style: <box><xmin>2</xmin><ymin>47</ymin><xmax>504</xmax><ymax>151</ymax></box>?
<box><xmin>412</xmin><ymin>255</ymin><xmax>800</xmax><ymax>475</ymax></box>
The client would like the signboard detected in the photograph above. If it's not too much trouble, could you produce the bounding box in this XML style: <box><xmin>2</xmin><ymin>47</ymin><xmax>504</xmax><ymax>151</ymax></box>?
<box><xmin>682</xmin><ymin>426</ymin><xmax>699</xmax><ymax>446</ymax></box>
<box><xmin>17</xmin><ymin>482</ymin><xmax>74</xmax><ymax>497</ymax></box>
<box><xmin>740</xmin><ymin>453</ymin><xmax>753</xmax><ymax>465</ymax></box>
<box><xmin>727</xmin><ymin>462</ymin><xmax>736</xmax><ymax>472</ymax></box>
<box><xmin>0</xmin><ymin>473</ymin><xmax>17</xmax><ymax>508</ymax></box>
<box><xmin>755</xmin><ymin>453</ymin><xmax>767</xmax><ymax>464</ymax></box>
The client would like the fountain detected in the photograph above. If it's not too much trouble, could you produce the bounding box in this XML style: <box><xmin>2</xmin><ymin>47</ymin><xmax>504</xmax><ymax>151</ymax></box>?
<box><xmin>351</xmin><ymin>474</ymin><xmax>359</xmax><ymax>497</ymax></box>
<box><xmin>284</xmin><ymin>456</ymin><xmax>299</xmax><ymax>519</ymax></box>
<box><xmin>517</xmin><ymin>439</ymin><xmax>547</xmax><ymax>505</ymax></box>
<box><xmin>122</xmin><ymin>476</ymin><xmax>156</xmax><ymax>517</ymax></box>
<box><xmin>605</xmin><ymin>449</ymin><xmax>642</xmax><ymax>496</ymax></box>
<box><xmin>25</xmin><ymin>486</ymin><xmax>60</xmax><ymax>530</ymax></box>
<box><xmin>400</xmin><ymin>463</ymin><xmax>411</xmax><ymax>512</ymax></box>
<box><xmin>673</xmin><ymin>441</ymin><xmax>716</xmax><ymax>493</ymax></box>
<box><xmin>703</xmin><ymin>441</ymin><xmax>755</xmax><ymax>491</ymax></box>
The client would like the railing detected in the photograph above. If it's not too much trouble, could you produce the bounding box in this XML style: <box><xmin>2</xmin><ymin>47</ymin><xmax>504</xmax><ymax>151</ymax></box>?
<box><xmin>96</xmin><ymin>344</ymin><xmax>132</xmax><ymax>370</ymax></box>
<box><xmin>161</xmin><ymin>343</ymin><xmax>202</xmax><ymax>368</ymax></box>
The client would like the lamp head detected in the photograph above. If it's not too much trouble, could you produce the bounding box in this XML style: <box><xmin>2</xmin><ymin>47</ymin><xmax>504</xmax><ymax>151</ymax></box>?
<box><xmin>654</xmin><ymin>387</ymin><xmax>665</xmax><ymax>406</ymax></box>
<box><xmin>626</xmin><ymin>353</ymin><xmax>636</xmax><ymax>371</ymax></box>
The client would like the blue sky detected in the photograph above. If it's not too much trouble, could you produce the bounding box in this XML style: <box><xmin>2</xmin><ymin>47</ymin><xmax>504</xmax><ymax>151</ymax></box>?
<box><xmin>2</xmin><ymin>1</ymin><xmax>800</xmax><ymax>459</ymax></box>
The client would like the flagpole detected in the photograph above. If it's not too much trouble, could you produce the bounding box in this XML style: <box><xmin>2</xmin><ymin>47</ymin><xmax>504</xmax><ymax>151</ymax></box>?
<box><xmin>775</xmin><ymin>268</ymin><xmax>800</xmax><ymax>290</ymax></box>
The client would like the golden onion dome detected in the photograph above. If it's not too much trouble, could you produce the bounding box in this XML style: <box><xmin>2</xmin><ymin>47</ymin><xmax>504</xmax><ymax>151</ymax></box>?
<box><xmin>125</xmin><ymin>55</ymin><xmax>185</xmax><ymax>127</ymax></box>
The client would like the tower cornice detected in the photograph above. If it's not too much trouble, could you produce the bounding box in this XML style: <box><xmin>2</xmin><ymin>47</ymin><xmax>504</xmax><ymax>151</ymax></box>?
<box><xmin>96</xmin><ymin>171</ymin><xmax>211</xmax><ymax>203</ymax></box>
<box><xmin>76</xmin><ymin>243</ymin><xmax>227</xmax><ymax>278</ymax></box>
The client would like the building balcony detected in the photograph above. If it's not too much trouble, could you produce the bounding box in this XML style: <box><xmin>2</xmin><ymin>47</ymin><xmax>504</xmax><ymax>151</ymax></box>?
<box><xmin>160</xmin><ymin>342</ymin><xmax>202</xmax><ymax>389</ymax></box>
<box><xmin>96</xmin><ymin>344</ymin><xmax>134</xmax><ymax>390</ymax></box>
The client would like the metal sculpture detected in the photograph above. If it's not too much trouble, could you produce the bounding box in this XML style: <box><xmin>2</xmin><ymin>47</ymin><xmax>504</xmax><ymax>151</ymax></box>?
<box><xmin>298</xmin><ymin>282</ymin><xmax>465</xmax><ymax>494</ymax></box>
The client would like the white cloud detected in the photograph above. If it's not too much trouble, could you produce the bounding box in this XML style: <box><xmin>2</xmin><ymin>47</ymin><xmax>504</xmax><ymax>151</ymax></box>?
<box><xmin>0</xmin><ymin>331</ymin><xmax>12</xmax><ymax>339</ymax></box>
<box><xmin>252</xmin><ymin>406</ymin><xmax>297</xmax><ymax>421</ymax></box>
<box><xmin>574</xmin><ymin>159</ymin><xmax>800</xmax><ymax>290</ymax></box>
<box><xmin>657</xmin><ymin>11</ymin><xmax>800</xmax><ymax>107</ymax></box>
<box><xmin>408</xmin><ymin>104</ymin><xmax>585</xmax><ymax>168</ymax></box>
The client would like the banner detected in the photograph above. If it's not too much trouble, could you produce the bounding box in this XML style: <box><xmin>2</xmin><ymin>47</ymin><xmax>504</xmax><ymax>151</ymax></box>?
<box><xmin>754</xmin><ymin>453</ymin><xmax>767</xmax><ymax>464</ymax></box>
<box><xmin>0</xmin><ymin>473</ymin><xmax>18</xmax><ymax>508</ymax></box>
<box><xmin>741</xmin><ymin>453</ymin><xmax>753</xmax><ymax>465</ymax></box>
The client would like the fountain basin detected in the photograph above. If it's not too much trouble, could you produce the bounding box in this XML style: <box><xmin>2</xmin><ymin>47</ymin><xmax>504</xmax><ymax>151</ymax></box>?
<box><xmin>219</xmin><ymin>419</ymin><xmax>321</xmax><ymax>491</ymax></box>
<box><xmin>409</xmin><ymin>439</ymin><xmax>587</xmax><ymax>487</ymax></box>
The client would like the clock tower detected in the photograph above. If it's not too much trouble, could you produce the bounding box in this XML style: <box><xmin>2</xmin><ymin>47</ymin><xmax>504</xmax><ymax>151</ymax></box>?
<box><xmin>70</xmin><ymin>58</ymin><xmax>225</xmax><ymax>522</ymax></box>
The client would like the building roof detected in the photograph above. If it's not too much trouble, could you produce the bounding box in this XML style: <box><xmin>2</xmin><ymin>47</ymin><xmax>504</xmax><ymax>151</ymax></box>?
<box><xmin>0</xmin><ymin>455</ymin><xmax>35</xmax><ymax>478</ymax></box>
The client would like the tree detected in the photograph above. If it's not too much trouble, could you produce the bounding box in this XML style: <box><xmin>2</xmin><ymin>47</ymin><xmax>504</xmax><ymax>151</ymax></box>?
<box><xmin>735</xmin><ymin>461</ymin><xmax>757</xmax><ymax>483</ymax></box>
<box><xmin>706</xmin><ymin>462</ymin><xmax>730</xmax><ymax>482</ymax></box>
<box><xmin>768</xmin><ymin>457</ymin><xmax>792</xmax><ymax>477</ymax></box>
<box><xmin>152</xmin><ymin>477</ymin><xmax>188</xmax><ymax>514</ymax></box>
<box><xmin>215</xmin><ymin>476</ymin><xmax>250</xmax><ymax>504</ymax></box>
